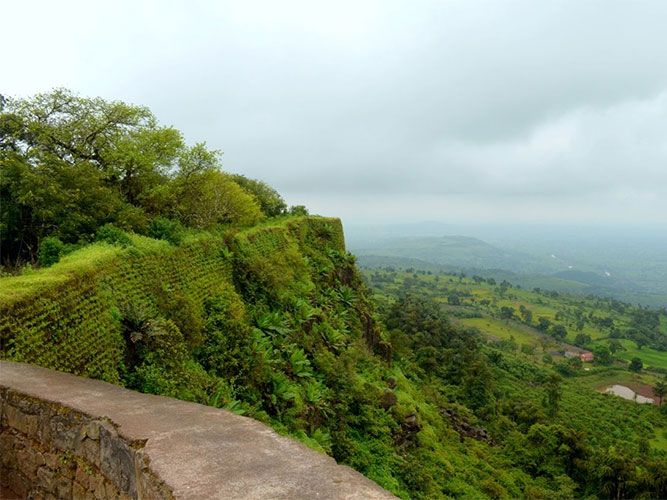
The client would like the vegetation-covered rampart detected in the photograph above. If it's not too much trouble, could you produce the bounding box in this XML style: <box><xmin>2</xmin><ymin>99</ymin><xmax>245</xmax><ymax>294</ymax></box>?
<box><xmin>0</xmin><ymin>216</ymin><xmax>344</xmax><ymax>382</ymax></box>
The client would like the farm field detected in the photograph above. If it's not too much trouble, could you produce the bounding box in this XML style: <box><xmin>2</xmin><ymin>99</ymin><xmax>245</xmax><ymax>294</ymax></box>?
<box><xmin>455</xmin><ymin>315</ymin><xmax>559</xmax><ymax>353</ymax></box>
<box><xmin>598</xmin><ymin>339</ymin><xmax>667</xmax><ymax>371</ymax></box>
<box><xmin>363</xmin><ymin>268</ymin><xmax>667</xmax><ymax>373</ymax></box>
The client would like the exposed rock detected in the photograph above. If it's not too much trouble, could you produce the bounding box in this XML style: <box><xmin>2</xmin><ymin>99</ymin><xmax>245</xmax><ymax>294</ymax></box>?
<box><xmin>403</xmin><ymin>412</ymin><xmax>422</xmax><ymax>433</ymax></box>
<box><xmin>380</xmin><ymin>390</ymin><xmax>398</xmax><ymax>409</ymax></box>
<box><xmin>395</xmin><ymin>411</ymin><xmax>423</xmax><ymax>447</ymax></box>
<box><xmin>441</xmin><ymin>407</ymin><xmax>495</xmax><ymax>445</ymax></box>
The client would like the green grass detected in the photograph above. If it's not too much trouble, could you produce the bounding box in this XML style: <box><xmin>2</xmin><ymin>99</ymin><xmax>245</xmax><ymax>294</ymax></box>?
<box><xmin>458</xmin><ymin>316</ymin><xmax>542</xmax><ymax>347</ymax></box>
<box><xmin>593</xmin><ymin>339</ymin><xmax>667</xmax><ymax>371</ymax></box>
<box><xmin>0</xmin><ymin>218</ymin><xmax>326</xmax><ymax>308</ymax></box>
<box><xmin>0</xmin><ymin>243</ymin><xmax>121</xmax><ymax>305</ymax></box>
<box><xmin>576</xmin><ymin>369</ymin><xmax>659</xmax><ymax>389</ymax></box>
<box><xmin>0</xmin><ymin>233</ymin><xmax>180</xmax><ymax>306</ymax></box>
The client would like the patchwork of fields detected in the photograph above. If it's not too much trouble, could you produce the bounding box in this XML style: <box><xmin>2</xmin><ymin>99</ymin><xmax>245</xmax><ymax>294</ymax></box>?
<box><xmin>363</xmin><ymin>268</ymin><xmax>667</xmax><ymax>374</ymax></box>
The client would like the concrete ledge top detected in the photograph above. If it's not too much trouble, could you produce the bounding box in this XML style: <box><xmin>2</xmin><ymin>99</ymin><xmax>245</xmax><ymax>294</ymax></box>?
<box><xmin>0</xmin><ymin>361</ymin><xmax>395</xmax><ymax>500</ymax></box>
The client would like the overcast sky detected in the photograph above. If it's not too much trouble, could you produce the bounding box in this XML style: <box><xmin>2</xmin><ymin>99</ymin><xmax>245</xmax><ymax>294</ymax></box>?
<box><xmin>4</xmin><ymin>0</ymin><xmax>667</xmax><ymax>226</ymax></box>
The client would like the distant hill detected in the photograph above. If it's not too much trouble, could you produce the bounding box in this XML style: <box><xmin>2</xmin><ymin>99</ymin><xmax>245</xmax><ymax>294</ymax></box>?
<box><xmin>351</xmin><ymin>235</ymin><xmax>558</xmax><ymax>274</ymax></box>
<box><xmin>356</xmin><ymin>253</ymin><xmax>667</xmax><ymax>309</ymax></box>
<box><xmin>346</xmin><ymin>221</ymin><xmax>667</xmax><ymax>306</ymax></box>
<box><xmin>552</xmin><ymin>270</ymin><xmax>611</xmax><ymax>287</ymax></box>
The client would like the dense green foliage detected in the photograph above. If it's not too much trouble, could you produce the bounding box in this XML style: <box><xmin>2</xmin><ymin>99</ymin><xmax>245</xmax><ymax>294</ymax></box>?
<box><xmin>364</xmin><ymin>269</ymin><xmax>667</xmax><ymax>498</ymax></box>
<box><xmin>0</xmin><ymin>89</ymin><xmax>287</xmax><ymax>267</ymax></box>
<box><xmin>365</xmin><ymin>267</ymin><xmax>667</xmax><ymax>372</ymax></box>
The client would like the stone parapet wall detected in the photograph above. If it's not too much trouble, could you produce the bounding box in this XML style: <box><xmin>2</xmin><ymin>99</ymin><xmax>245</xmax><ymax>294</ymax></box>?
<box><xmin>0</xmin><ymin>361</ymin><xmax>394</xmax><ymax>500</ymax></box>
<box><xmin>1</xmin><ymin>389</ymin><xmax>171</xmax><ymax>500</ymax></box>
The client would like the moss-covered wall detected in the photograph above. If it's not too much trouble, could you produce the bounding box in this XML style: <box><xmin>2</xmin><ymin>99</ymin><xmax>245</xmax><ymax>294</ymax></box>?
<box><xmin>0</xmin><ymin>216</ymin><xmax>345</xmax><ymax>383</ymax></box>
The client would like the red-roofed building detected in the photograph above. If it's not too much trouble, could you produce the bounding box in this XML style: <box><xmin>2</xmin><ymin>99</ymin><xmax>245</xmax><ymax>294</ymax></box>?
<box><xmin>580</xmin><ymin>352</ymin><xmax>594</xmax><ymax>362</ymax></box>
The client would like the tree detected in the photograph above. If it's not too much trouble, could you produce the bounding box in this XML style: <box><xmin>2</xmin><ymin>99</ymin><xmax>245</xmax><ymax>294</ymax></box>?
<box><xmin>1</xmin><ymin>89</ymin><xmax>281</xmax><ymax>267</ymax></box>
<box><xmin>0</xmin><ymin>89</ymin><xmax>225</xmax><ymax>265</ymax></box>
<box><xmin>590</xmin><ymin>447</ymin><xmax>639</xmax><ymax>500</ymax></box>
<box><xmin>521</xmin><ymin>343</ymin><xmax>535</xmax><ymax>355</ymax></box>
<box><xmin>500</xmin><ymin>306</ymin><xmax>515</xmax><ymax>320</ymax></box>
<box><xmin>537</xmin><ymin>317</ymin><xmax>551</xmax><ymax>332</ymax></box>
<box><xmin>464</xmin><ymin>360</ymin><xmax>495</xmax><ymax>410</ymax></box>
<box><xmin>635</xmin><ymin>335</ymin><xmax>649</xmax><ymax>350</ymax></box>
<box><xmin>568</xmin><ymin>356</ymin><xmax>583</xmax><ymax>371</ymax></box>
<box><xmin>608</xmin><ymin>339</ymin><xmax>624</xmax><ymax>354</ymax></box>
<box><xmin>170</xmin><ymin>170</ymin><xmax>264</xmax><ymax>229</ymax></box>
<box><xmin>628</xmin><ymin>357</ymin><xmax>643</xmax><ymax>373</ymax></box>
<box><xmin>543</xmin><ymin>373</ymin><xmax>562</xmax><ymax>417</ymax></box>
<box><xmin>521</xmin><ymin>308</ymin><xmax>533</xmax><ymax>324</ymax></box>
<box><xmin>539</xmin><ymin>337</ymin><xmax>551</xmax><ymax>353</ymax></box>
<box><xmin>652</xmin><ymin>378</ymin><xmax>667</xmax><ymax>406</ymax></box>
<box><xmin>1</xmin><ymin>146</ymin><xmax>123</xmax><ymax>263</ymax></box>
<box><xmin>593</xmin><ymin>345</ymin><xmax>613</xmax><ymax>366</ymax></box>
<box><xmin>550</xmin><ymin>325</ymin><xmax>567</xmax><ymax>340</ymax></box>
<box><xmin>176</xmin><ymin>142</ymin><xmax>220</xmax><ymax>179</ymax></box>
<box><xmin>5</xmin><ymin>88</ymin><xmax>182</xmax><ymax>201</ymax></box>
<box><xmin>231</xmin><ymin>174</ymin><xmax>287</xmax><ymax>217</ymax></box>
<box><xmin>574</xmin><ymin>333</ymin><xmax>591</xmax><ymax>347</ymax></box>
<box><xmin>289</xmin><ymin>205</ymin><xmax>309</xmax><ymax>216</ymax></box>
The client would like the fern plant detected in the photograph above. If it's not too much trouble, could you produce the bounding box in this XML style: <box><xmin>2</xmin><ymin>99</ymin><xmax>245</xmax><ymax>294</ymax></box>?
<box><xmin>337</xmin><ymin>285</ymin><xmax>357</xmax><ymax>306</ymax></box>
<box><xmin>255</xmin><ymin>311</ymin><xmax>291</xmax><ymax>337</ymax></box>
<box><xmin>288</xmin><ymin>347</ymin><xmax>313</xmax><ymax>378</ymax></box>
<box><xmin>119</xmin><ymin>303</ymin><xmax>168</xmax><ymax>343</ymax></box>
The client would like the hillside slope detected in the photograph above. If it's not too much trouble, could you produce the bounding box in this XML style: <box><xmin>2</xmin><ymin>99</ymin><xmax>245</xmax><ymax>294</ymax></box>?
<box><xmin>2</xmin><ymin>217</ymin><xmax>666</xmax><ymax>499</ymax></box>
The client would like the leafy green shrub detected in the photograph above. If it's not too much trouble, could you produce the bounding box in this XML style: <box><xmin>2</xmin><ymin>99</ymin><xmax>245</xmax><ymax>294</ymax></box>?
<box><xmin>149</xmin><ymin>217</ymin><xmax>185</xmax><ymax>245</ymax></box>
<box><xmin>114</xmin><ymin>204</ymin><xmax>150</xmax><ymax>234</ymax></box>
<box><xmin>480</xmin><ymin>478</ymin><xmax>508</xmax><ymax>499</ymax></box>
<box><xmin>289</xmin><ymin>205</ymin><xmax>309</xmax><ymax>216</ymax></box>
<box><xmin>157</xmin><ymin>289</ymin><xmax>204</xmax><ymax>349</ymax></box>
<box><xmin>197</xmin><ymin>288</ymin><xmax>253</xmax><ymax>382</ymax></box>
<box><xmin>170</xmin><ymin>170</ymin><xmax>264</xmax><ymax>228</ymax></box>
<box><xmin>231</xmin><ymin>174</ymin><xmax>287</xmax><ymax>217</ymax></box>
<box><xmin>95</xmin><ymin>224</ymin><xmax>133</xmax><ymax>247</ymax></box>
<box><xmin>38</xmin><ymin>237</ymin><xmax>65</xmax><ymax>267</ymax></box>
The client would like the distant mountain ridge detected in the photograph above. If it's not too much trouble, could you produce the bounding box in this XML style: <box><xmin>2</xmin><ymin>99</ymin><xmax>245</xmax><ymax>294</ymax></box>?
<box><xmin>351</xmin><ymin>235</ymin><xmax>570</xmax><ymax>275</ymax></box>
<box><xmin>351</xmin><ymin>233</ymin><xmax>667</xmax><ymax>309</ymax></box>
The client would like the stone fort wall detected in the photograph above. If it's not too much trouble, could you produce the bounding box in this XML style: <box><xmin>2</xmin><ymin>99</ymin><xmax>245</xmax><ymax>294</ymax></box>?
<box><xmin>0</xmin><ymin>361</ymin><xmax>394</xmax><ymax>500</ymax></box>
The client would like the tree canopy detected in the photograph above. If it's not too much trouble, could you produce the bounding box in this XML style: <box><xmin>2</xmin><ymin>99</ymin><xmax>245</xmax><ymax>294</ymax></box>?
<box><xmin>0</xmin><ymin>89</ymin><xmax>289</xmax><ymax>267</ymax></box>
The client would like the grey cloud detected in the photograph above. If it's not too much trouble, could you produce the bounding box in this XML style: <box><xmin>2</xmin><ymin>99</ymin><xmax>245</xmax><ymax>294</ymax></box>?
<box><xmin>3</xmin><ymin>0</ymin><xmax>667</xmax><ymax>223</ymax></box>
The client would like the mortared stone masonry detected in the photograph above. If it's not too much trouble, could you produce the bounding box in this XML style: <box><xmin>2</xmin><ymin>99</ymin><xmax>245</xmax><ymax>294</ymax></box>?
<box><xmin>0</xmin><ymin>361</ymin><xmax>395</xmax><ymax>499</ymax></box>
